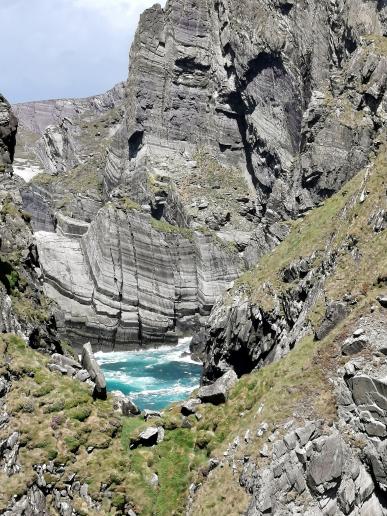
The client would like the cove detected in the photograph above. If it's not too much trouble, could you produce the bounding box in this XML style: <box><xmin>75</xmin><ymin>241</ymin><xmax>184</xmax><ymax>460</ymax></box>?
<box><xmin>95</xmin><ymin>337</ymin><xmax>202</xmax><ymax>411</ymax></box>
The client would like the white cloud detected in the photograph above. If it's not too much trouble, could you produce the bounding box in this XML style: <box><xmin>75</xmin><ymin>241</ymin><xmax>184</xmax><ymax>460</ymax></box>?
<box><xmin>1</xmin><ymin>0</ymin><xmax>167</xmax><ymax>103</ymax></box>
<box><xmin>71</xmin><ymin>0</ymin><xmax>165</xmax><ymax>30</ymax></box>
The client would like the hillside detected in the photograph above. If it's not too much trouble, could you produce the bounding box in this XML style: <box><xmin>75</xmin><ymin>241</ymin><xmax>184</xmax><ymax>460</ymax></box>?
<box><xmin>0</xmin><ymin>0</ymin><xmax>386</xmax><ymax>514</ymax></box>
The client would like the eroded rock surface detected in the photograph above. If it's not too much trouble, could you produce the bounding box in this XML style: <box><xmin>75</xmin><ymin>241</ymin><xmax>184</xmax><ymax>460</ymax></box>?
<box><xmin>34</xmin><ymin>205</ymin><xmax>241</xmax><ymax>349</ymax></box>
<box><xmin>14</xmin><ymin>0</ymin><xmax>385</xmax><ymax>349</ymax></box>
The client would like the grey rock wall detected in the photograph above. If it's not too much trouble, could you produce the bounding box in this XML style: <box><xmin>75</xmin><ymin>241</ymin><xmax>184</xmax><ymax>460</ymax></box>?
<box><xmin>14</xmin><ymin>0</ymin><xmax>387</xmax><ymax>350</ymax></box>
<box><xmin>13</xmin><ymin>82</ymin><xmax>125</xmax><ymax>135</ymax></box>
<box><xmin>0</xmin><ymin>96</ymin><xmax>17</xmax><ymax>173</ymax></box>
<box><xmin>35</xmin><ymin>205</ymin><xmax>241</xmax><ymax>350</ymax></box>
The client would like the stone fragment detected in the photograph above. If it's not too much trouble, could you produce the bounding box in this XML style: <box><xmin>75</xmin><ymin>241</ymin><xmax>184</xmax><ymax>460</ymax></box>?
<box><xmin>181</xmin><ymin>398</ymin><xmax>201</xmax><ymax>416</ymax></box>
<box><xmin>315</xmin><ymin>302</ymin><xmax>349</xmax><ymax>340</ymax></box>
<box><xmin>48</xmin><ymin>363</ymin><xmax>68</xmax><ymax>375</ymax></box>
<box><xmin>74</xmin><ymin>369</ymin><xmax>90</xmax><ymax>382</ymax></box>
<box><xmin>0</xmin><ymin>378</ymin><xmax>8</xmax><ymax>397</ymax></box>
<box><xmin>131</xmin><ymin>426</ymin><xmax>164</xmax><ymax>448</ymax></box>
<box><xmin>81</xmin><ymin>342</ymin><xmax>107</xmax><ymax>400</ymax></box>
<box><xmin>51</xmin><ymin>353</ymin><xmax>82</xmax><ymax>370</ymax></box>
<box><xmin>121</xmin><ymin>398</ymin><xmax>141</xmax><ymax>417</ymax></box>
<box><xmin>197</xmin><ymin>370</ymin><xmax>238</xmax><ymax>405</ymax></box>
<box><xmin>365</xmin><ymin>420</ymin><xmax>387</xmax><ymax>438</ymax></box>
<box><xmin>377</xmin><ymin>295</ymin><xmax>387</xmax><ymax>308</ymax></box>
<box><xmin>307</xmin><ymin>435</ymin><xmax>343</xmax><ymax>488</ymax></box>
<box><xmin>342</xmin><ymin>336</ymin><xmax>369</xmax><ymax>355</ymax></box>
<box><xmin>143</xmin><ymin>409</ymin><xmax>162</xmax><ymax>420</ymax></box>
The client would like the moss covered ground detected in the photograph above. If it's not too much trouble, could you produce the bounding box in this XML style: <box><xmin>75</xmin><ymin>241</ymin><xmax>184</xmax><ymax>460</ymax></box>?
<box><xmin>234</xmin><ymin>145</ymin><xmax>387</xmax><ymax>320</ymax></box>
<box><xmin>0</xmin><ymin>320</ymin><xmax>340</xmax><ymax>515</ymax></box>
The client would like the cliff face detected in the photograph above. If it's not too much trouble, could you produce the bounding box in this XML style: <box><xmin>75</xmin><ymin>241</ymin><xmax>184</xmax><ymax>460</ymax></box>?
<box><xmin>13</xmin><ymin>0</ymin><xmax>385</xmax><ymax>348</ymax></box>
<box><xmin>13</xmin><ymin>82</ymin><xmax>125</xmax><ymax>136</ymax></box>
<box><xmin>1</xmin><ymin>1</ymin><xmax>387</xmax><ymax>515</ymax></box>
<box><xmin>106</xmin><ymin>0</ymin><xmax>386</xmax><ymax>230</ymax></box>
<box><xmin>35</xmin><ymin>207</ymin><xmax>240</xmax><ymax>350</ymax></box>
<box><xmin>0</xmin><ymin>96</ymin><xmax>17</xmax><ymax>173</ymax></box>
<box><xmin>0</xmin><ymin>96</ymin><xmax>61</xmax><ymax>351</ymax></box>
<box><xmin>191</xmin><ymin>0</ymin><xmax>387</xmax><ymax>380</ymax></box>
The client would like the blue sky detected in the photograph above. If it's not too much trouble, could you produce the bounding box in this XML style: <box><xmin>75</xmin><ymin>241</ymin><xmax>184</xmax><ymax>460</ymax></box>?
<box><xmin>1</xmin><ymin>0</ymin><xmax>164</xmax><ymax>104</ymax></box>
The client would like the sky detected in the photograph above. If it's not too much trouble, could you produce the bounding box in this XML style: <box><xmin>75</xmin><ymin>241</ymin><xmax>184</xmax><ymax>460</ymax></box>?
<box><xmin>1</xmin><ymin>0</ymin><xmax>165</xmax><ymax>104</ymax></box>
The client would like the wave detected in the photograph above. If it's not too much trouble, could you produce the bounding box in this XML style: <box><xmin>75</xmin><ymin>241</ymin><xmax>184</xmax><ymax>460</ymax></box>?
<box><xmin>95</xmin><ymin>336</ymin><xmax>202</xmax><ymax>409</ymax></box>
<box><xmin>129</xmin><ymin>383</ymin><xmax>199</xmax><ymax>399</ymax></box>
<box><xmin>95</xmin><ymin>337</ymin><xmax>202</xmax><ymax>366</ymax></box>
<box><xmin>103</xmin><ymin>371</ymin><xmax>157</xmax><ymax>385</ymax></box>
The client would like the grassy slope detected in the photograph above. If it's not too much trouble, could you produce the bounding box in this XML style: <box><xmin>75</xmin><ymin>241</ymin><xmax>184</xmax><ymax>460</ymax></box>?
<box><xmin>234</xmin><ymin>145</ymin><xmax>387</xmax><ymax>320</ymax></box>
<box><xmin>0</xmin><ymin>329</ymin><xmax>335</xmax><ymax>515</ymax></box>
<box><xmin>0</xmin><ymin>148</ymin><xmax>385</xmax><ymax>513</ymax></box>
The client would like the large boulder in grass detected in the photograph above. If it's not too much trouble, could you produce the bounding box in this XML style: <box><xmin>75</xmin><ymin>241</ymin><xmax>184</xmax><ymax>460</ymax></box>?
<box><xmin>181</xmin><ymin>398</ymin><xmax>202</xmax><ymax>416</ymax></box>
<box><xmin>197</xmin><ymin>370</ymin><xmax>238</xmax><ymax>405</ymax></box>
<box><xmin>130</xmin><ymin>426</ymin><xmax>164</xmax><ymax>449</ymax></box>
<box><xmin>81</xmin><ymin>342</ymin><xmax>106</xmax><ymax>400</ymax></box>
<box><xmin>112</xmin><ymin>391</ymin><xmax>140</xmax><ymax>416</ymax></box>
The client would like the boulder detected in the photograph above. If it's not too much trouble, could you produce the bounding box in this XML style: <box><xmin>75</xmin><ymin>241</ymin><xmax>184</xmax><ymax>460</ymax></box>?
<box><xmin>122</xmin><ymin>398</ymin><xmax>140</xmax><ymax>417</ymax></box>
<box><xmin>348</xmin><ymin>375</ymin><xmax>387</xmax><ymax>415</ymax></box>
<box><xmin>131</xmin><ymin>426</ymin><xmax>164</xmax><ymax>448</ymax></box>
<box><xmin>51</xmin><ymin>353</ymin><xmax>82</xmax><ymax>370</ymax></box>
<box><xmin>47</xmin><ymin>363</ymin><xmax>69</xmax><ymax>375</ymax></box>
<box><xmin>0</xmin><ymin>378</ymin><xmax>8</xmax><ymax>397</ymax></box>
<box><xmin>342</xmin><ymin>336</ymin><xmax>369</xmax><ymax>355</ymax></box>
<box><xmin>181</xmin><ymin>398</ymin><xmax>201</xmax><ymax>416</ymax></box>
<box><xmin>307</xmin><ymin>435</ymin><xmax>343</xmax><ymax>489</ymax></box>
<box><xmin>112</xmin><ymin>393</ymin><xmax>140</xmax><ymax>416</ymax></box>
<box><xmin>377</xmin><ymin>295</ymin><xmax>387</xmax><ymax>308</ymax></box>
<box><xmin>81</xmin><ymin>342</ymin><xmax>107</xmax><ymax>400</ymax></box>
<box><xmin>315</xmin><ymin>302</ymin><xmax>349</xmax><ymax>340</ymax></box>
<box><xmin>143</xmin><ymin>409</ymin><xmax>162</xmax><ymax>420</ymax></box>
<box><xmin>197</xmin><ymin>370</ymin><xmax>238</xmax><ymax>405</ymax></box>
<box><xmin>74</xmin><ymin>369</ymin><xmax>90</xmax><ymax>382</ymax></box>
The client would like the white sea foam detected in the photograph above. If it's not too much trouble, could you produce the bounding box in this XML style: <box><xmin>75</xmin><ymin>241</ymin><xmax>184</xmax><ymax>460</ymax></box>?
<box><xmin>130</xmin><ymin>384</ymin><xmax>198</xmax><ymax>399</ymax></box>
<box><xmin>95</xmin><ymin>336</ymin><xmax>202</xmax><ymax>409</ymax></box>
<box><xmin>95</xmin><ymin>337</ymin><xmax>201</xmax><ymax>366</ymax></box>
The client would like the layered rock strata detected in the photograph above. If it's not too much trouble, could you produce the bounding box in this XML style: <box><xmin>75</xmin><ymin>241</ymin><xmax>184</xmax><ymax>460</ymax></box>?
<box><xmin>35</xmin><ymin>206</ymin><xmax>240</xmax><ymax>350</ymax></box>
<box><xmin>200</xmin><ymin>29</ymin><xmax>387</xmax><ymax>381</ymax></box>
<box><xmin>13</xmin><ymin>82</ymin><xmax>125</xmax><ymax>136</ymax></box>
<box><xmin>13</xmin><ymin>0</ymin><xmax>387</xmax><ymax>348</ymax></box>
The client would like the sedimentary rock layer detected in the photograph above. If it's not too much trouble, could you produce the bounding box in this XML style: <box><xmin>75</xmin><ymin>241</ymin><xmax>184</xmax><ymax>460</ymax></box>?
<box><xmin>16</xmin><ymin>0</ymin><xmax>387</xmax><ymax>349</ymax></box>
<box><xmin>13</xmin><ymin>82</ymin><xmax>125</xmax><ymax>135</ymax></box>
<box><xmin>36</xmin><ymin>206</ymin><xmax>241</xmax><ymax>350</ymax></box>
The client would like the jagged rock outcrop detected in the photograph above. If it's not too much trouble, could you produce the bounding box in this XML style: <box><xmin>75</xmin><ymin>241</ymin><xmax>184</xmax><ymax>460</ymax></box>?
<box><xmin>81</xmin><ymin>342</ymin><xmax>107</xmax><ymax>399</ymax></box>
<box><xmin>0</xmin><ymin>96</ymin><xmax>63</xmax><ymax>352</ymax></box>
<box><xmin>201</xmin><ymin>254</ymin><xmax>330</xmax><ymax>381</ymax></box>
<box><xmin>242</xmin><ymin>313</ymin><xmax>387</xmax><ymax>515</ymax></box>
<box><xmin>241</xmin><ymin>420</ymin><xmax>384</xmax><ymax>515</ymax></box>
<box><xmin>202</xmin><ymin>26</ymin><xmax>387</xmax><ymax>379</ymax></box>
<box><xmin>187</xmin><ymin>309</ymin><xmax>387</xmax><ymax>515</ymax></box>
<box><xmin>0</xmin><ymin>96</ymin><xmax>17</xmax><ymax>174</ymax></box>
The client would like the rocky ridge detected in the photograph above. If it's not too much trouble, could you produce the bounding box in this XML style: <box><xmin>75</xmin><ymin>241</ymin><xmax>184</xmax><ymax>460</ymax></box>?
<box><xmin>200</xmin><ymin>32</ymin><xmax>387</xmax><ymax>381</ymax></box>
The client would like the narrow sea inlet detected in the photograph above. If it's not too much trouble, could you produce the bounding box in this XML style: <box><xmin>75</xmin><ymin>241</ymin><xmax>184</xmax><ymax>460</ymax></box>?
<box><xmin>95</xmin><ymin>338</ymin><xmax>202</xmax><ymax>411</ymax></box>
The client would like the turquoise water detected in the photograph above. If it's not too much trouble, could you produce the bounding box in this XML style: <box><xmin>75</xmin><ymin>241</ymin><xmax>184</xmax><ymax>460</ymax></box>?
<box><xmin>95</xmin><ymin>338</ymin><xmax>202</xmax><ymax>411</ymax></box>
